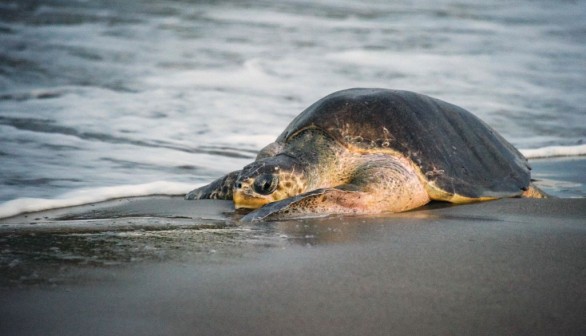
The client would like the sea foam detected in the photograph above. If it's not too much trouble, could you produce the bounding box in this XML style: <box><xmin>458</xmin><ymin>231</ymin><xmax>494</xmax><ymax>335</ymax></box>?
<box><xmin>0</xmin><ymin>144</ymin><xmax>583</xmax><ymax>219</ymax></box>
<box><xmin>520</xmin><ymin>144</ymin><xmax>586</xmax><ymax>159</ymax></box>
<box><xmin>0</xmin><ymin>181</ymin><xmax>196</xmax><ymax>219</ymax></box>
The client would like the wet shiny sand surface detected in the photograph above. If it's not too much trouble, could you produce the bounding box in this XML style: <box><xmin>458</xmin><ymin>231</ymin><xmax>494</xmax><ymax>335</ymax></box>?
<box><xmin>1</xmin><ymin>195</ymin><xmax>585</xmax><ymax>336</ymax></box>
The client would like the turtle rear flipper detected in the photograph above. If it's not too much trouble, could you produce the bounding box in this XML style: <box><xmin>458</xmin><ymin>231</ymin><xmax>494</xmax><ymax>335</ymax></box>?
<box><xmin>241</xmin><ymin>158</ymin><xmax>430</xmax><ymax>222</ymax></box>
<box><xmin>521</xmin><ymin>183</ymin><xmax>550</xmax><ymax>199</ymax></box>
<box><xmin>185</xmin><ymin>170</ymin><xmax>240</xmax><ymax>200</ymax></box>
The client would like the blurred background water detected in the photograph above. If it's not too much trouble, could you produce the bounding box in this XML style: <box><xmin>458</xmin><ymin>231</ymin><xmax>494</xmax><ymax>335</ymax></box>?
<box><xmin>0</xmin><ymin>0</ymin><xmax>585</xmax><ymax>216</ymax></box>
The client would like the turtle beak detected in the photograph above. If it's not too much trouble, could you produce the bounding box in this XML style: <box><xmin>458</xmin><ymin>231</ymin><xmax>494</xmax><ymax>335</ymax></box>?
<box><xmin>233</xmin><ymin>183</ymin><xmax>270</xmax><ymax>209</ymax></box>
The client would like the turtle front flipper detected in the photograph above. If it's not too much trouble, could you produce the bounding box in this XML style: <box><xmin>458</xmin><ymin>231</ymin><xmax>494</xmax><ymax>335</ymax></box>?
<box><xmin>241</xmin><ymin>158</ymin><xmax>431</xmax><ymax>222</ymax></box>
<box><xmin>240</xmin><ymin>189</ymin><xmax>330</xmax><ymax>222</ymax></box>
<box><xmin>185</xmin><ymin>170</ymin><xmax>240</xmax><ymax>200</ymax></box>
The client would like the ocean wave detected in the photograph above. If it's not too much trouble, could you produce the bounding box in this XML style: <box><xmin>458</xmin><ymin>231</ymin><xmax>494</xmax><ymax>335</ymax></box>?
<box><xmin>0</xmin><ymin>181</ymin><xmax>196</xmax><ymax>219</ymax></box>
<box><xmin>520</xmin><ymin>144</ymin><xmax>586</xmax><ymax>159</ymax></box>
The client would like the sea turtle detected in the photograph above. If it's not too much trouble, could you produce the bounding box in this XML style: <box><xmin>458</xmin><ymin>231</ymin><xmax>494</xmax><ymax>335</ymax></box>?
<box><xmin>186</xmin><ymin>88</ymin><xmax>546</xmax><ymax>221</ymax></box>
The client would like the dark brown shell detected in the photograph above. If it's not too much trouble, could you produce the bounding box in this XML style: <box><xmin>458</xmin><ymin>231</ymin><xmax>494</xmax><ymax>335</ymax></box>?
<box><xmin>277</xmin><ymin>88</ymin><xmax>530</xmax><ymax>199</ymax></box>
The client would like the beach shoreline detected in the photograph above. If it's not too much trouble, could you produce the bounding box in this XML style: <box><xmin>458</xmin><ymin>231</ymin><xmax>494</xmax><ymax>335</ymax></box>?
<box><xmin>1</xmin><ymin>0</ymin><xmax>584</xmax><ymax>334</ymax></box>
<box><xmin>1</xmin><ymin>194</ymin><xmax>585</xmax><ymax>335</ymax></box>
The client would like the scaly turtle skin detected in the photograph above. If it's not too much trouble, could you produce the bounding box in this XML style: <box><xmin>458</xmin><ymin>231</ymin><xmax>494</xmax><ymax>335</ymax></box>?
<box><xmin>186</xmin><ymin>88</ymin><xmax>546</xmax><ymax>221</ymax></box>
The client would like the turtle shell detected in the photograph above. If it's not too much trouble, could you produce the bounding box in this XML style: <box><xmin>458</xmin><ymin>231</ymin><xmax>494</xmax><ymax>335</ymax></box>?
<box><xmin>277</xmin><ymin>88</ymin><xmax>530</xmax><ymax>201</ymax></box>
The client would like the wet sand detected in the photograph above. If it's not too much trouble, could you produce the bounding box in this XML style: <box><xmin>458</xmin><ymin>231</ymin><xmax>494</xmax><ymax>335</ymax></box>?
<box><xmin>1</xmin><ymin>158</ymin><xmax>585</xmax><ymax>335</ymax></box>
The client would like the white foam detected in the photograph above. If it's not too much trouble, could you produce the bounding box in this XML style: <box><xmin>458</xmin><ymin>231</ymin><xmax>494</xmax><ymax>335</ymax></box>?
<box><xmin>1</xmin><ymin>144</ymin><xmax>584</xmax><ymax>219</ymax></box>
<box><xmin>0</xmin><ymin>181</ymin><xmax>197</xmax><ymax>219</ymax></box>
<box><xmin>521</xmin><ymin>144</ymin><xmax>586</xmax><ymax>159</ymax></box>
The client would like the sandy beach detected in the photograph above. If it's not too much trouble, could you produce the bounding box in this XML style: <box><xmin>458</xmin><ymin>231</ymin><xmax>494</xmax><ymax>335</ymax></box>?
<box><xmin>1</xmin><ymin>157</ymin><xmax>585</xmax><ymax>336</ymax></box>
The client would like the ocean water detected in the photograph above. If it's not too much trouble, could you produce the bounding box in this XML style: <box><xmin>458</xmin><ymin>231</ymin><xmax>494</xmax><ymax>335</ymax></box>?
<box><xmin>0</xmin><ymin>0</ymin><xmax>585</xmax><ymax>218</ymax></box>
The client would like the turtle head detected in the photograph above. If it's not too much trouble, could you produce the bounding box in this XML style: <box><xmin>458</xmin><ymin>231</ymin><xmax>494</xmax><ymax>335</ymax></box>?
<box><xmin>233</xmin><ymin>154</ymin><xmax>308</xmax><ymax>209</ymax></box>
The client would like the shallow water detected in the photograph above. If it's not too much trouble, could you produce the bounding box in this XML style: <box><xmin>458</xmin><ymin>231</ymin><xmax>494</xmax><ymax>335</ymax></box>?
<box><xmin>1</xmin><ymin>0</ymin><xmax>585</xmax><ymax>217</ymax></box>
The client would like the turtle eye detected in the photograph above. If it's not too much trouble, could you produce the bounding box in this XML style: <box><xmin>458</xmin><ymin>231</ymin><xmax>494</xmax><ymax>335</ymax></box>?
<box><xmin>253</xmin><ymin>174</ymin><xmax>279</xmax><ymax>195</ymax></box>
